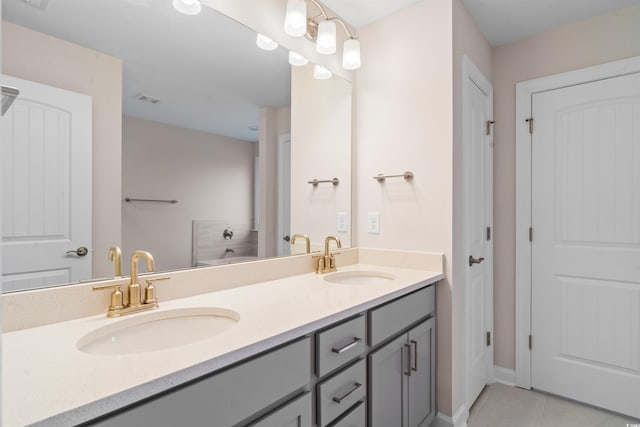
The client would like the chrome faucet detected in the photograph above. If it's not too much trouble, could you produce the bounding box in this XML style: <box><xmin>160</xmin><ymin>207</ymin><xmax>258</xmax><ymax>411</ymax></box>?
<box><xmin>314</xmin><ymin>236</ymin><xmax>341</xmax><ymax>274</ymax></box>
<box><xmin>291</xmin><ymin>234</ymin><xmax>311</xmax><ymax>254</ymax></box>
<box><xmin>94</xmin><ymin>250</ymin><xmax>170</xmax><ymax>317</ymax></box>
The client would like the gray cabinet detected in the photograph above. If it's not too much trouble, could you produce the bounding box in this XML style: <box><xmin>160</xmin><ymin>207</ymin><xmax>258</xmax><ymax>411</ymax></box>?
<box><xmin>248</xmin><ymin>393</ymin><xmax>312</xmax><ymax>427</ymax></box>
<box><xmin>369</xmin><ymin>318</ymin><xmax>435</xmax><ymax>427</ymax></box>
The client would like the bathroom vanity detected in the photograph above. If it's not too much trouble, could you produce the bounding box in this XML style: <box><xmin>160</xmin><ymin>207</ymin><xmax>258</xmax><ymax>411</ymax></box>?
<box><xmin>1</xmin><ymin>249</ymin><xmax>443</xmax><ymax>427</ymax></box>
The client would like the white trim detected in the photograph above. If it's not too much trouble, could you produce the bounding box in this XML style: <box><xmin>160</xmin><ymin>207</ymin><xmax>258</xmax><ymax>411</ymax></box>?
<box><xmin>493</xmin><ymin>366</ymin><xmax>516</xmax><ymax>387</ymax></box>
<box><xmin>434</xmin><ymin>405</ymin><xmax>468</xmax><ymax>427</ymax></box>
<box><xmin>461</xmin><ymin>54</ymin><xmax>494</xmax><ymax>410</ymax></box>
<box><xmin>515</xmin><ymin>54</ymin><xmax>640</xmax><ymax>389</ymax></box>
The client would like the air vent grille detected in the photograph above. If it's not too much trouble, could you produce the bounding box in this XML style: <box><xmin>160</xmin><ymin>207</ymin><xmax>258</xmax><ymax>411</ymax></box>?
<box><xmin>135</xmin><ymin>94</ymin><xmax>161</xmax><ymax>104</ymax></box>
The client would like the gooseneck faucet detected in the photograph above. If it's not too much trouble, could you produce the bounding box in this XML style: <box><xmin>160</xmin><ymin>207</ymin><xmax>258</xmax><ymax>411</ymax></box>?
<box><xmin>129</xmin><ymin>250</ymin><xmax>156</xmax><ymax>307</ymax></box>
<box><xmin>315</xmin><ymin>236</ymin><xmax>341</xmax><ymax>274</ymax></box>
<box><xmin>291</xmin><ymin>234</ymin><xmax>311</xmax><ymax>254</ymax></box>
<box><xmin>108</xmin><ymin>246</ymin><xmax>122</xmax><ymax>277</ymax></box>
<box><xmin>94</xmin><ymin>250</ymin><xmax>169</xmax><ymax>317</ymax></box>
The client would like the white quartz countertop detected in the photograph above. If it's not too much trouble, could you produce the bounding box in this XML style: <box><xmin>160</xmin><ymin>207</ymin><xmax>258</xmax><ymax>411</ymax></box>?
<box><xmin>3</xmin><ymin>263</ymin><xmax>442</xmax><ymax>427</ymax></box>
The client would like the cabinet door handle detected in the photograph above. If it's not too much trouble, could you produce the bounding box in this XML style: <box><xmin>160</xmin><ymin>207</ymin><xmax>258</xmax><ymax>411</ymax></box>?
<box><xmin>410</xmin><ymin>340</ymin><xmax>418</xmax><ymax>372</ymax></box>
<box><xmin>403</xmin><ymin>343</ymin><xmax>412</xmax><ymax>376</ymax></box>
<box><xmin>332</xmin><ymin>382</ymin><xmax>362</xmax><ymax>404</ymax></box>
<box><xmin>331</xmin><ymin>337</ymin><xmax>362</xmax><ymax>354</ymax></box>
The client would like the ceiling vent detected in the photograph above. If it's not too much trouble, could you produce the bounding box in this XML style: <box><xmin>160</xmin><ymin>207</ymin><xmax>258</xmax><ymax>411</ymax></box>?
<box><xmin>15</xmin><ymin>0</ymin><xmax>49</xmax><ymax>10</ymax></box>
<box><xmin>135</xmin><ymin>94</ymin><xmax>161</xmax><ymax>104</ymax></box>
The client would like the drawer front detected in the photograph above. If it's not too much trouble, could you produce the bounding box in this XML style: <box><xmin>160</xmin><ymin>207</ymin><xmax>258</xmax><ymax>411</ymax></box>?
<box><xmin>249</xmin><ymin>392</ymin><xmax>312</xmax><ymax>427</ymax></box>
<box><xmin>90</xmin><ymin>337</ymin><xmax>311</xmax><ymax>427</ymax></box>
<box><xmin>317</xmin><ymin>359</ymin><xmax>366</xmax><ymax>427</ymax></box>
<box><xmin>328</xmin><ymin>400</ymin><xmax>365</xmax><ymax>427</ymax></box>
<box><xmin>316</xmin><ymin>315</ymin><xmax>366</xmax><ymax>377</ymax></box>
<box><xmin>368</xmin><ymin>285</ymin><xmax>434</xmax><ymax>347</ymax></box>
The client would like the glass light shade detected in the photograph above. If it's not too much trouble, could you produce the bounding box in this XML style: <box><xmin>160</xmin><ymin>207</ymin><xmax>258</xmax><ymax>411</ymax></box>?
<box><xmin>289</xmin><ymin>51</ymin><xmax>309</xmax><ymax>66</ymax></box>
<box><xmin>256</xmin><ymin>33</ymin><xmax>279</xmax><ymax>51</ymax></box>
<box><xmin>314</xmin><ymin>64</ymin><xmax>332</xmax><ymax>80</ymax></box>
<box><xmin>316</xmin><ymin>20</ymin><xmax>336</xmax><ymax>55</ymax></box>
<box><xmin>284</xmin><ymin>0</ymin><xmax>307</xmax><ymax>37</ymax></box>
<box><xmin>173</xmin><ymin>0</ymin><xmax>201</xmax><ymax>15</ymax></box>
<box><xmin>342</xmin><ymin>39</ymin><xmax>361</xmax><ymax>70</ymax></box>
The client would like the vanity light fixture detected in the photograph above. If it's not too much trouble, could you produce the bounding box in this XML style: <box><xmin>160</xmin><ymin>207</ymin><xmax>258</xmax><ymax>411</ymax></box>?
<box><xmin>172</xmin><ymin>0</ymin><xmax>201</xmax><ymax>15</ymax></box>
<box><xmin>289</xmin><ymin>51</ymin><xmax>309</xmax><ymax>66</ymax></box>
<box><xmin>256</xmin><ymin>33</ymin><xmax>279</xmax><ymax>51</ymax></box>
<box><xmin>283</xmin><ymin>0</ymin><xmax>361</xmax><ymax>70</ymax></box>
<box><xmin>314</xmin><ymin>64</ymin><xmax>332</xmax><ymax>80</ymax></box>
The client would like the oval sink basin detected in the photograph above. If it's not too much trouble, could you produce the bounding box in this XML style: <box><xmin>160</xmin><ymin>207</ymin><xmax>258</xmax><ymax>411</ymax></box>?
<box><xmin>77</xmin><ymin>307</ymin><xmax>240</xmax><ymax>356</ymax></box>
<box><xmin>323</xmin><ymin>270</ymin><xmax>396</xmax><ymax>285</ymax></box>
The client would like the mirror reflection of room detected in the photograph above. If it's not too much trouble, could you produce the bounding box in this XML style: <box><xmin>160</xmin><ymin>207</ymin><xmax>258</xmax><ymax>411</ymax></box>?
<box><xmin>1</xmin><ymin>0</ymin><xmax>352</xmax><ymax>292</ymax></box>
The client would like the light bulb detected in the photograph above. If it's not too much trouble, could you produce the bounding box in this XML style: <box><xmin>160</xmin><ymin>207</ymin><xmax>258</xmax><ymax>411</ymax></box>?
<box><xmin>316</xmin><ymin>20</ymin><xmax>336</xmax><ymax>55</ymax></box>
<box><xmin>314</xmin><ymin>64</ymin><xmax>332</xmax><ymax>80</ymax></box>
<box><xmin>289</xmin><ymin>51</ymin><xmax>309</xmax><ymax>66</ymax></box>
<box><xmin>256</xmin><ymin>34</ymin><xmax>279</xmax><ymax>51</ymax></box>
<box><xmin>173</xmin><ymin>0</ymin><xmax>201</xmax><ymax>15</ymax></box>
<box><xmin>284</xmin><ymin>0</ymin><xmax>307</xmax><ymax>37</ymax></box>
<box><xmin>342</xmin><ymin>39</ymin><xmax>361</xmax><ymax>70</ymax></box>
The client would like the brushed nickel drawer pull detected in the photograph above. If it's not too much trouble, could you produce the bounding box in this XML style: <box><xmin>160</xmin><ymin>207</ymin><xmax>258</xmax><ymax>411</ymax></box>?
<box><xmin>332</xmin><ymin>382</ymin><xmax>362</xmax><ymax>404</ymax></box>
<box><xmin>331</xmin><ymin>337</ymin><xmax>362</xmax><ymax>354</ymax></box>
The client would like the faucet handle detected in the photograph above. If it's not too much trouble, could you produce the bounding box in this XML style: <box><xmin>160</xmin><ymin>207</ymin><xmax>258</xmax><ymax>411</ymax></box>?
<box><xmin>93</xmin><ymin>284</ymin><xmax>125</xmax><ymax>316</ymax></box>
<box><xmin>143</xmin><ymin>277</ymin><xmax>170</xmax><ymax>305</ymax></box>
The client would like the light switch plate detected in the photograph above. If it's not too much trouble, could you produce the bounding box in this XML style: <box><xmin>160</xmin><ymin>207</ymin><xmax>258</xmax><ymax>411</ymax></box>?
<box><xmin>336</xmin><ymin>212</ymin><xmax>348</xmax><ymax>233</ymax></box>
<box><xmin>367</xmin><ymin>212</ymin><xmax>380</xmax><ymax>234</ymax></box>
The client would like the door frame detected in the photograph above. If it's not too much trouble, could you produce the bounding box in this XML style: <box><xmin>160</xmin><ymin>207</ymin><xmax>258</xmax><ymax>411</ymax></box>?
<box><xmin>515</xmin><ymin>54</ymin><xmax>640</xmax><ymax>388</ymax></box>
<box><xmin>462</xmin><ymin>55</ymin><xmax>494</xmax><ymax>409</ymax></box>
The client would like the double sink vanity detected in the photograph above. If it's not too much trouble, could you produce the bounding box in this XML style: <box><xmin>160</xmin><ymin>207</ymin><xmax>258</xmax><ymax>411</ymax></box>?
<box><xmin>2</xmin><ymin>247</ymin><xmax>443</xmax><ymax>427</ymax></box>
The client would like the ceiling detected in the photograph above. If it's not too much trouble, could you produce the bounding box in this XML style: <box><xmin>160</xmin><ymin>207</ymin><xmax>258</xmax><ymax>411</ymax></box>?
<box><xmin>323</xmin><ymin>0</ymin><xmax>640</xmax><ymax>46</ymax></box>
<box><xmin>2</xmin><ymin>0</ymin><xmax>291</xmax><ymax>142</ymax></box>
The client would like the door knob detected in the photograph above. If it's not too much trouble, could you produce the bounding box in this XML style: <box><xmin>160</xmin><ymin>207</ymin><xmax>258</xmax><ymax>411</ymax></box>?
<box><xmin>469</xmin><ymin>255</ymin><xmax>485</xmax><ymax>267</ymax></box>
<box><xmin>283</xmin><ymin>235</ymin><xmax>291</xmax><ymax>242</ymax></box>
<box><xmin>67</xmin><ymin>247</ymin><xmax>89</xmax><ymax>256</ymax></box>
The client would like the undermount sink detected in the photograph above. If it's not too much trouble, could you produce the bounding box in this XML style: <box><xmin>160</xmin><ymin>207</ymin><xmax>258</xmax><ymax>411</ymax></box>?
<box><xmin>323</xmin><ymin>270</ymin><xmax>396</xmax><ymax>285</ymax></box>
<box><xmin>77</xmin><ymin>307</ymin><xmax>240</xmax><ymax>356</ymax></box>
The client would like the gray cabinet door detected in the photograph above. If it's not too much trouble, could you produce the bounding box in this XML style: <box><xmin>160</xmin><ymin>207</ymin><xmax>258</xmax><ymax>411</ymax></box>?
<box><xmin>407</xmin><ymin>318</ymin><xmax>435</xmax><ymax>427</ymax></box>
<box><xmin>368</xmin><ymin>334</ymin><xmax>407</xmax><ymax>427</ymax></box>
<box><xmin>249</xmin><ymin>392</ymin><xmax>312</xmax><ymax>427</ymax></box>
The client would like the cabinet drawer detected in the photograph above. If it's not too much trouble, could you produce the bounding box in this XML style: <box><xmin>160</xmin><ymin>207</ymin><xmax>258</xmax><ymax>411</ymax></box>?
<box><xmin>328</xmin><ymin>400</ymin><xmax>365</xmax><ymax>427</ymax></box>
<box><xmin>248</xmin><ymin>392</ymin><xmax>312</xmax><ymax>427</ymax></box>
<box><xmin>317</xmin><ymin>359</ymin><xmax>366</xmax><ymax>427</ymax></box>
<box><xmin>90</xmin><ymin>337</ymin><xmax>311</xmax><ymax>427</ymax></box>
<box><xmin>316</xmin><ymin>315</ymin><xmax>366</xmax><ymax>377</ymax></box>
<box><xmin>368</xmin><ymin>285</ymin><xmax>434</xmax><ymax>347</ymax></box>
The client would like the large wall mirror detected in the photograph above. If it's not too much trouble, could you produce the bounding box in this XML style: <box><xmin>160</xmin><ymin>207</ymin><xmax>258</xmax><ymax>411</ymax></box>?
<box><xmin>1</xmin><ymin>0</ymin><xmax>352</xmax><ymax>293</ymax></box>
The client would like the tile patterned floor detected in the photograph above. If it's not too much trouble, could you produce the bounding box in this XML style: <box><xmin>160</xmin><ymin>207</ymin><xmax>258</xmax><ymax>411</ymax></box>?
<box><xmin>468</xmin><ymin>383</ymin><xmax>640</xmax><ymax>427</ymax></box>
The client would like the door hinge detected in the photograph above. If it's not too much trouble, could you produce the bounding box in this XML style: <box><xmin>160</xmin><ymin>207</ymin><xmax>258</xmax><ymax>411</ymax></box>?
<box><xmin>529</xmin><ymin>335</ymin><xmax>532</xmax><ymax>350</ymax></box>
<box><xmin>486</xmin><ymin>331</ymin><xmax>491</xmax><ymax>347</ymax></box>
<box><xmin>486</xmin><ymin>120</ymin><xmax>495</xmax><ymax>136</ymax></box>
<box><xmin>486</xmin><ymin>226</ymin><xmax>491</xmax><ymax>241</ymax></box>
<box><xmin>529</xmin><ymin>227</ymin><xmax>533</xmax><ymax>242</ymax></box>
<box><xmin>525</xmin><ymin>117</ymin><xmax>534</xmax><ymax>134</ymax></box>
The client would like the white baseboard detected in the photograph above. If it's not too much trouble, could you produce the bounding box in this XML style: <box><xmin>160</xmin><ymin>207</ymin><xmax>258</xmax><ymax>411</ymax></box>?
<box><xmin>433</xmin><ymin>405</ymin><xmax>468</xmax><ymax>427</ymax></box>
<box><xmin>493</xmin><ymin>365</ymin><xmax>516</xmax><ymax>387</ymax></box>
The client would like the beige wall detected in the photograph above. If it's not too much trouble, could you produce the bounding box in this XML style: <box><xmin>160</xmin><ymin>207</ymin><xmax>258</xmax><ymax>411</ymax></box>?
<box><xmin>290</xmin><ymin>64</ymin><xmax>352</xmax><ymax>250</ymax></box>
<box><xmin>122</xmin><ymin>116</ymin><xmax>255</xmax><ymax>272</ymax></box>
<box><xmin>355</xmin><ymin>0</ymin><xmax>455</xmax><ymax>416</ymax></box>
<box><xmin>2</xmin><ymin>21</ymin><xmax>123</xmax><ymax>279</ymax></box>
<box><xmin>492</xmin><ymin>3</ymin><xmax>640</xmax><ymax>370</ymax></box>
<box><xmin>452</xmin><ymin>0</ymin><xmax>492</xmax><ymax>414</ymax></box>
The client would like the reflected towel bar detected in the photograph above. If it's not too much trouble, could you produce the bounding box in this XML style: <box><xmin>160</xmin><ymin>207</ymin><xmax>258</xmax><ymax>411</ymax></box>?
<box><xmin>308</xmin><ymin>178</ymin><xmax>339</xmax><ymax>186</ymax></box>
<box><xmin>373</xmin><ymin>171</ymin><xmax>414</xmax><ymax>183</ymax></box>
<box><xmin>125</xmin><ymin>198</ymin><xmax>178</xmax><ymax>204</ymax></box>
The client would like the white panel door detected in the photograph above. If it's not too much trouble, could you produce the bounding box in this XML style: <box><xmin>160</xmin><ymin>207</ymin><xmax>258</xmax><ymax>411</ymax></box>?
<box><xmin>278</xmin><ymin>134</ymin><xmax>291</xmax><ymax>257</ymax></box>
<box><xmin>531</xmin><ymin>71</ymin><xmax>640</xmax><ymax>417</ymax></box>
<box><xmin>463</xmin><ymin>59</ymin><xmax>494</xmax><ymax>409</ymax></box>
<box><xmin>2</xmin><ymin>75</ymin><xmax>92</xmax><ymax>292</ymax></box>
